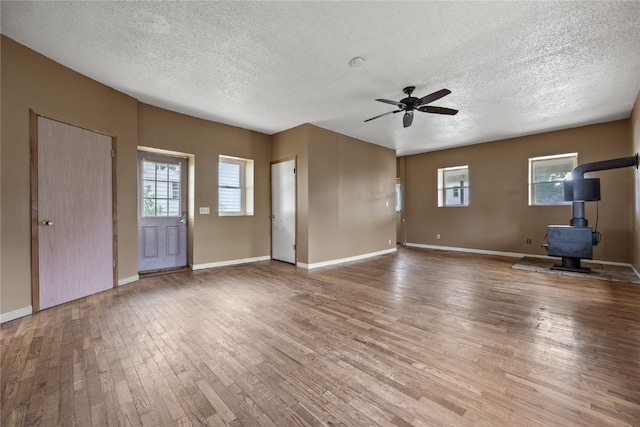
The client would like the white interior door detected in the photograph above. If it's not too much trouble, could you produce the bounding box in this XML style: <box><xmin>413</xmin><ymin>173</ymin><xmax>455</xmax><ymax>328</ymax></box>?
<box><xmin>138</xmin><ymin>152</ymin><xmax>187</xmax><ymax>272</ymax></box>
<box><xmin>271</xmin><ymin>159</ymin><xmax>296</xmax><ymax>264</ymax></box>
<box><xmin>36</xmin><ymin>116</ymin><xmax>114</xmax><ymax>310</ymax></box>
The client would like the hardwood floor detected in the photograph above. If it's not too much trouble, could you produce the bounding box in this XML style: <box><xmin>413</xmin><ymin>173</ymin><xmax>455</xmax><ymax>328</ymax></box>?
<box><xmin>2</xmin><ymin>247</ymin><xmax>640</xmax><ymax>426</ymax></box>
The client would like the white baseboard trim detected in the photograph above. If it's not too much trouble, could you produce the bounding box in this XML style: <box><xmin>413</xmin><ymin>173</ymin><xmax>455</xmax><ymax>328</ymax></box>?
<box><xmin>1</xmin><ymin>306</ymin><xmax>33</xmax><ymax>324</ymax></box>
<box><xmin>405</xmin><ymin>242</ymin><xmax>636</xmax><ymax>270</ymax></box>
<box><xmin>406</xmin><ymin>242</ymin><xmax>544</xmax><ymax>260</ymax></box>
<box><xmin>191</xmin><ymin>255</ymin><xmax>271</xmax><ymax>271</ymax></box>
<box><xmin>299</xmin><ymin>247</ymin><xmax>397</xmax><ymax>270</ymax></box>
<box><xmin>118</xmin><ymin>275</ymin><xmax>139</xmax><ymax>286</ymax></box>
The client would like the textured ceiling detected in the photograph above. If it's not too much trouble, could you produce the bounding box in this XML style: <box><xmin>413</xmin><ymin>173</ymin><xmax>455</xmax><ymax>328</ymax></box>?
<box><xmin>2</xmin><ymin>1</ymin><xmax>639</xmax><ymax>156</ymax></box>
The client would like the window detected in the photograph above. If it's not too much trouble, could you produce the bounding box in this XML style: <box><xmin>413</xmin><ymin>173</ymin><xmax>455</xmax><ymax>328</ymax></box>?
<box><xmin>438</xmin><ymin>165</ymin><xmax>469</xmax><ymax>207</ymax></box>
<box><xmin>395</xmin><ymin>180</ymin><xmax>402</xmax><ymax>213</ymax></box>
<box><xmin>218</xmin><ymin>155</ymin><xmax>254</xmax><ymax>216</ymax></box>
<box><xmin>142</xmin><ymin>160</ymin><xmax>181</xmax><ymax>217</ymax></box>
<box><xmin>529</xmin><ymin>153</ymin><xmax>577</xmax><ymax>205</ymax></box>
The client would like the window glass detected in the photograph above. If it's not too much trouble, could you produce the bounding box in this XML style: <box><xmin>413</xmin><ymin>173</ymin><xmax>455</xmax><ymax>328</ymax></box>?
<box><xmin>438</xmin><ymin>166</ymin><xmax>469</xmax><ymax>207</ymax></box>
<box><xmin>218</xmin><ymin>160</ymin><xmax>243</xmax><ymax>214</ymax></box>
<box><xmin>529</xmin><ymin>153</ymin><xmax>577</xmax><ymax>205</ymax></box>
<box><xmin>218</xmin><ymin>155</ymin><xmax>254</xmax><ymax>216</ymax></box>
<box><xmin>142</xmin><ymin>161</ymin><xmax>181</xmax><ymax>217</ymax></box>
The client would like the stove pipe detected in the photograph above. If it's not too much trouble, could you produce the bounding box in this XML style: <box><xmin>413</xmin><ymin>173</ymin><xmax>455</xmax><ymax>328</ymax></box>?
<box><xmin>571</xmin><ymin>154</ymin><xmax>639</xmax><ymax>180</ymax></box>
<box><xmin>569</xmin><ymin>154</ymin><xmax>638</xmax><ymax>227</ymax></box>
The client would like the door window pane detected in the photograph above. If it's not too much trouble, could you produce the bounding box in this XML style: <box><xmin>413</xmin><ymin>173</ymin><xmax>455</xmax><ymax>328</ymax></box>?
<box><xmin>141</xmin><ymin>160</ymin><xmax>181</xmax><ymax>217</ymax></box>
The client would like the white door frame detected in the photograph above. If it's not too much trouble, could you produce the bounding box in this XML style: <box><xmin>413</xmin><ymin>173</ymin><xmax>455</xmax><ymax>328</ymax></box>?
<box><xmin>30</xmin><ymin>111</ymin><xmax>117</xmax><ymax>312</ymax></box>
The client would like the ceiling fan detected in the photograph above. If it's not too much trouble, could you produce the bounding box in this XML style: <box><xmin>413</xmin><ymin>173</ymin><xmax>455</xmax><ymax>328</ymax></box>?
<box><xmin>364</xmin><ymin>86</ymin><xmax>458</xmax><ymax>128</ymax></box>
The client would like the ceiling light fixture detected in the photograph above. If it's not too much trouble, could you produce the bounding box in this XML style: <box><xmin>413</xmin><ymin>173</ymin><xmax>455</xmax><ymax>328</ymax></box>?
<box><xmin>348</xmin><ymin>57</ymin><xmax>365</xmax><ymax>67</ymax></box>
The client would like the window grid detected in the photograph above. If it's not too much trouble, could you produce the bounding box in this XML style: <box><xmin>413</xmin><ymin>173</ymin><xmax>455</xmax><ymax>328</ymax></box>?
<box><xmin>142</xmin><ymin>161</ymin><xmax>181</xmax><ymax>217</ymax></box>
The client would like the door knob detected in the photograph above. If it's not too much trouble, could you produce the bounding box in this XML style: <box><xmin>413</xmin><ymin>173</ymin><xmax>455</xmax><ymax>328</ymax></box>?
<box><xmin>41</xmin><ymin>219</ymin><xmax>54</xmax><ymax>226</ymax></box>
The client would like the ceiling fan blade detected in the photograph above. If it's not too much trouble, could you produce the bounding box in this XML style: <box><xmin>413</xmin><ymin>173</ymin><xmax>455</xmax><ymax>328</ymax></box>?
<box><xmin>403</xmin><ymin>111</ymin><xmax>414</xmax><ymax>128</ymax></box>
<box><xmin>419</xmin><ymin>106</ymin><xmax>459</xmax><ymax>115</ymax></box>
<box><xmin>364</xmin><ymin>109</ymin><xmax>401</xmax><ymax>122</ymax></box>
<box><xmin>417</xmin><ymin>89</ymin><xmax>451</xmax><ymax>107</ymax></box>
<box><xmin>376</xmin><ymin>98</ymin><xmax>405</xmax><ymax>108</ymax></box>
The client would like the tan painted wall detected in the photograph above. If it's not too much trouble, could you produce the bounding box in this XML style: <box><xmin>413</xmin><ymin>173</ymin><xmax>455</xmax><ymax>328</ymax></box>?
<box><xmin>0</xmin><ymin>33</ymin><xmax>394</xmax><ymax>317</ymax></box>
<box><xmin>272</xmin><ymin>125</ymin><xmax>309</xmax><ymax>263</ymax></box>
<box><xmin>0</xmin><ymin>36</ymin><xmax>272</xmax><ymax>317</ymax></box>
<box><xmin>137</xmin><ymin>104</ymin><xmax>271</xmax><ymax>265</ymax></box>
<box><xmin>631</xmin><ymin>91</ymin><xmax>640</xmax><ymax>271</ymax></box>
<box><xmin>307</xmin><ymin>126</ymin><xmax>396</xmax><ymax>264</ymax></box>
<box><xmin>1</xmin><ymin>36</ymin><xmax>139</xmax><ymax>314</ymax></box>
<box><xmin>272</xmin><ymin>124</ymin><xmax>397</xmax><ymax>265</ymax></box>
<box><xmin>402</xmin><ymin>120</ymin><xmax>634</xmax><ymax>263</ymax></box>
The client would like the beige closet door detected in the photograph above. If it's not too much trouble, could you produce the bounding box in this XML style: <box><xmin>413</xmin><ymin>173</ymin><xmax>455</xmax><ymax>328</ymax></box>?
<box><xmin>33</xmin><ymin>115</ymin><xmax>115</xmax><ymax>310</ymax></box>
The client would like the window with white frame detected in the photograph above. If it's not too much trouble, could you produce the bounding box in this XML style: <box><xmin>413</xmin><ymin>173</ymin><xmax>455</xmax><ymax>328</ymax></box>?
<box><xmin>218</xmin><ymin>155</ymin><xmax>254</xmax><ymax>216</ymax></box>
<box><xmin>529</xmin><ymin>153</ymin><xmax>577</xmax><ymax>205</ymax></box>
<box><xmin>438</xmin><ymin>165</ymin><xmax>469</xmax><ymax>207</ymax></box>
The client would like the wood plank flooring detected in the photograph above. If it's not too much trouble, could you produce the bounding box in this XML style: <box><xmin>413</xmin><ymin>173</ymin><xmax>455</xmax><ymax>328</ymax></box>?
<box><xmin>2</xmin><ymin>247</ymin><xmax>640</xmax><ymax>426</ymax></box>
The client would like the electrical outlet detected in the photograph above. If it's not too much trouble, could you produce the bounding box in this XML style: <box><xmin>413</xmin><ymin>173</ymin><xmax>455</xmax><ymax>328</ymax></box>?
<box><xmin>526</xmin><ymin>238</ymin><xmax>532</xmax><ymax>244</ymax></box>
<box><xmin>436</xmin><ymin>233</ymin><xmax>441</xmax><ymax>239</ymax></box>
<box><xmin>199</xmin><ymin>207</ymin><xmax>210</xmax><ymax>215</ymax></box>
<box><xmin>388</xmin><ymin>239</ymin><xmax>392</xmax><ymax>245</ymax></box>
<box><xmin>385</xmin><ymin>201</ymin><xmax>389</xmax><ymax>207</ymax></box>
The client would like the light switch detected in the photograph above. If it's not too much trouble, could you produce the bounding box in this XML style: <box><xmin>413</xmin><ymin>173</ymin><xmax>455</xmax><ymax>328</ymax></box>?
<box><xmin>199</xmin><ymin>207</ymin><xmax>210</xmax><ymax>214</ymax></box>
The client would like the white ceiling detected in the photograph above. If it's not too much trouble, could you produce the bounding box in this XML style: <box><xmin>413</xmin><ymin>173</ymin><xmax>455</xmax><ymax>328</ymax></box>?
<box><xmin>2</xmin><ymin>1</ymin><xmax>639</xmax><ymax>156</ymax></box>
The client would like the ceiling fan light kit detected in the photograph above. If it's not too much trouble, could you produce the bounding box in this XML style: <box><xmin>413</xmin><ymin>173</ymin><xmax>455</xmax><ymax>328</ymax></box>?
<box><xmin>365</xmin><ymin>86</ymin><xmax>458</xmax><ymax>128</ymax></box>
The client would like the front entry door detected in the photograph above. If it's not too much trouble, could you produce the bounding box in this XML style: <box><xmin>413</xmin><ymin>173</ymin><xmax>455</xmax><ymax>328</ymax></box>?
<box><xmin>34</xmin><ymin>115</ymin><xmax>115</xmax><ymax>311</ymax></box>
<box><xmin>138</xmin><ymin>152</ymin><xmax>187</xmax><ymax>272</ymax></box>
<box><xmin>271</xmin><ymin>158</ymin><xmax>296</xmax><ymax>264</ymax></box>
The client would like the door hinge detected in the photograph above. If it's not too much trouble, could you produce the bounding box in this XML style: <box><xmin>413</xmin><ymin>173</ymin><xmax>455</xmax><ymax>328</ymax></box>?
<box><xmin>111</xmin><ymin>149</ymin><xmax>115</xmax><ymax>158</ymax></box>
<box><xmin>293</xmin><ymin>168</ymin><xmax>296</xmax><ymax>174</ymax></box>
<box><xmin>293</xmin><ymin>244</ymin><xmax>296</xmax><ymax>250</ymax></box>
<box><xmin>113</xmin><ymin>260</ymin><xmax>116</xmax><ymax>268</ymax></box>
